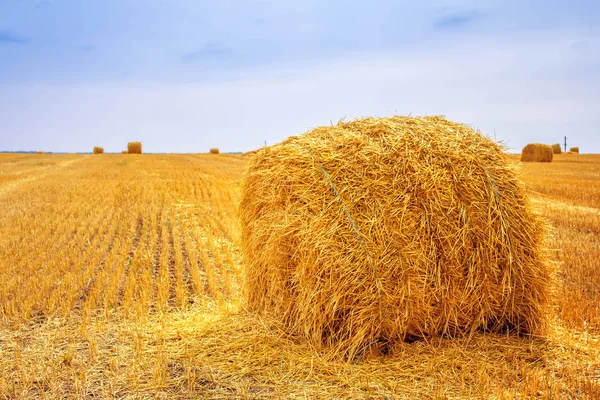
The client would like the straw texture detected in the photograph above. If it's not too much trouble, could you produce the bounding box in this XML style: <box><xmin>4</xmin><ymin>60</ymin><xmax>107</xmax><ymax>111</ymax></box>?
<box><xmin>241</xmin><ymin>116</ymin><xmax>551</xmax><ymax>359</ymax></box>
<box><xmin>551</xmin><ymin>144</ymin><xmax>562</xmax><ymax>155</ymax></box>
<box><xmin>128</xmin><ymin>142</ymin><xmax>142</xmax><ymax>154</ymax></box>
<box><xmin>569</xmin><ymin>147</ymin><xmax>579</xmax><ymax>154</ymax></box>
<box><xmin>521</xmin><ymin>144</ymin><xmax>553</xmax><ymax>162</ymax></box>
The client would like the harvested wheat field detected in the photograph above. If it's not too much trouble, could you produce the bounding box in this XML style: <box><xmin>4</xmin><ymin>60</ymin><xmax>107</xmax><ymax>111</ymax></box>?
<box><xmin>1</xmin><ymin>151</ymin><xmax>600</xmax><ymax>399</ymax></box>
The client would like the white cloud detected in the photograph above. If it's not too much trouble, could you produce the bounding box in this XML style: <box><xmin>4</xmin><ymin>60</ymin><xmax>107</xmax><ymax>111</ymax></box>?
<box><xmin>1</xmin><ymin>29</ymin><xmax>599</xmax><ymax>153</ymax></box>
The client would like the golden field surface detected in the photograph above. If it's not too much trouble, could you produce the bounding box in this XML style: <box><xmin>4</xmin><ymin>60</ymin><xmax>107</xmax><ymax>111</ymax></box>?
<box><xmin>0</xmin><ymin>152</ymin><xmax>599</xmax><ymax>399</ymax></box>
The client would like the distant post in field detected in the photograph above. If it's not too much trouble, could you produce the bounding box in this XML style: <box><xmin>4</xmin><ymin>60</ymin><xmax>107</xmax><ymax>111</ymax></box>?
<box><xmin>564</xmin><ymin>136</ymin><xmax>567</xmax><ymax>152</ymax></box>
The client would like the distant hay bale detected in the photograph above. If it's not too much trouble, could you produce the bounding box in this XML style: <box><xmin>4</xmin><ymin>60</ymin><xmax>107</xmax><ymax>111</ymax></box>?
<box><xmin>128</xmin><ymin>142</ymin><xmax>142</xmax><ymax>154</ymax></box>
<box><xmin>551</xmin><ymin>144</ymin><xmax>562</xmax><ymax>154</ymax></box>
<box><xmin>35</xmin><ymin>151</ymin><xmax>45</xmax><ymax>154</ymax></box>
<box><xmin>569</xmin><ymin>147</ymin><xmax>579</xmax><ymax>154</ymax></box>
<box><xmin>521</xmin><ymin>144</ymin><xmax>553</xmax><ymax>162</ymax></box>
<box><xmin>121</xmin><ymin>150</ymin><xmax>128</xmax><ymax>154</ymax></box>
<box><xmin>210</xmin><ymin>148</ymin><xmax>220</xmax><ymax>154</ymax></box>
<box><xmin>241</xmin><ymin>116</ymin><xmax>551</xmax><ymax>359</ymax></box>
<box><xmin>93</xmin><ymin>146</ymin><xmax>104</xmax><ymax>154</ymax></box>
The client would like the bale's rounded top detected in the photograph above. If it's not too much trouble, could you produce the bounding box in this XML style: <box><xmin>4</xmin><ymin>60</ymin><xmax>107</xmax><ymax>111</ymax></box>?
<box><xmin>242</xmin><ymin>116</ymin><xmax>550</xmax><ymax>359</ymax></box>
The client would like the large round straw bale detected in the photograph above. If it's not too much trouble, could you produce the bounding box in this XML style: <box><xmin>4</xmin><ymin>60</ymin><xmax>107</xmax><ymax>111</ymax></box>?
<box><xmin>521</xmin><ymin>144</ymin><xmax>553</xmax><ymax>162</ymax></box>
<box><xmin>569</xmin><ymin>146</ymin><xmax>579</xmax><ymax>154</ymax></box>
<box><xmin>93</xmin><ymin>146</ymin><xmax>104</xmax><ymax>154</ymax></box>
<box><xmin>241</xmin><ymin>116</ymin><xmax>550</xmax><ymax>359</ymax></box>
<box><xmin>127</xmin><ymin>142</ymin><xmax>142</xmax><ymax>154</ymax></box>
<box><xmin>551</xmin><ymin>144</ymin><xmax>562</xmax><ymax>154</ymax></box>
<box><xmin>210</xmin><ymin>148</ymin><xmax>220</xmax><ymax>154</ymax></box>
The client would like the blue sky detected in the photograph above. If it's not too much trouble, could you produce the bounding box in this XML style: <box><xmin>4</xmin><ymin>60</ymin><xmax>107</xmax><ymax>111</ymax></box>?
<box><xmin>1</xmin><ymin>0</ymin><xmax>599</xmax><ymax>153</ymax></box>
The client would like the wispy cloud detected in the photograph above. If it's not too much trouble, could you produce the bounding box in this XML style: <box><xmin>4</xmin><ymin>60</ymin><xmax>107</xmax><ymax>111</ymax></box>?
<box><xmin>181</xmin><ymin>43</ymin><xmax>233</xmax><ymax>62</ymax></box>
<box><xmin>0</xmin><ymin>30</ymin><xmax>29</xmax><ymax>44</ymax></box>
<box><xmin>434</xmin><ymin>10</ymin><xmax>481</xmax><ymax>30</ymax></box>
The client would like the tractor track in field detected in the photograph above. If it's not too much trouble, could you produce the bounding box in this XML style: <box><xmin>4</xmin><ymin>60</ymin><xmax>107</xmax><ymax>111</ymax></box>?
<box><xmin>74</xmin><ymin>223</ymin><xmax>120</xmax><ymax>312</ymax></box>
<box><xmin>116</xmin><ymin>215</ymin><xmax>144</xmax><ymax>307</ymax></box>
<box><xmin>166</xmin><ymin>224</ymin><xmax>178</xmax><ymax>309</ymax></box>
<box><xmin>150</xmin><ymin>210</ymin><xmax>163</xmax><ymax>313</ymax></box>
<box><xmin>0</xmin><ymin>156</ymin><xmax>88</xmax><ymax>199</ymax></box>
<box><xmin>177</xmin><ymin>222</ymin><xmax>196</xmax><ymax>304</ymax></box>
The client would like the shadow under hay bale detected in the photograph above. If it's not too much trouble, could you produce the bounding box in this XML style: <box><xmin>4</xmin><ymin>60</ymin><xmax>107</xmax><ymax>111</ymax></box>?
<box><xmin>569</xmin><ymin>147</ymin><xmax>579</xmax><ymax>154</ymax></box>
<box><xmin>551</xmin><ymin>144</ymin><xmax>562</xmax><ymax>155</ymax></box>
<box><xmin>241</xmin><ymin>116</ymin><xmax>551</xmax><ymax>360</ymax></box>
<box><xmin>127</xmin><ymin>142</ymin><xmax>142</xmax><ymax>154</ymax></box>
<box><xmin>521</xmin><ymin>144</ymin><xmax>553</xmax><ymax>162</ymax></box>
<box><xmin>210</xmin><ymin>148</ymin><xmax>220</xmax><ymax>154</ymax></box>
<box><xmin>93</xmin><ymin>146</ymin><xmax>104</xmax><ymax>154</ymax></box>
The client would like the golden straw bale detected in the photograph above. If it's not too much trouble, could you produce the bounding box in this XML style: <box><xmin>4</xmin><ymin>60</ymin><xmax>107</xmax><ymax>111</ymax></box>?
<box><xmin>521</xmin><ymin>144</ymin><xmax>553</xmax><ymax>162</ymax></box>
<box><xmin>93</xmin><ymin>146</ymin><xmax>104</xmax><ymax>154</ymax></box>
<box><xmin>35</xmin><ymin>151</ymin><xmax>45</xmax><ymax>154</ymax></box>
<box><xmin>121</xmin><ymin>150</ymin><xmax>128</xmax><ymax>154</ymax></box>
<box><xmin>569</xmin><ymin>147</ymin><xmax>579</xmax><ymax>154</ymax></box>
<box><xmin>127</xmin><ymin>142</ymin><xmax>142</xmax><ymax>154</ymax></box>
<box><xmin>210</xmin><ymin>148</ymin><xmax>220</xmax><ymax>154</ymax></box>
<box><xmin>551</xmin><ymin>144</ymin><xmax>562</xmax><ymax>154</ymax></box>
<box><xmin>241</xmin><ymin>116</ymin><xmax>551</xmax><ymax>359</ymax></box>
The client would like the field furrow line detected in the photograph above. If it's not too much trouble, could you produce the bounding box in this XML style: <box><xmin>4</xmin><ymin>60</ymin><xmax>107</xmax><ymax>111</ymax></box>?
<box><xmin>116</xmin><ymin>215</ymin><xmax>144</xmax><ymax>307</ymax></box>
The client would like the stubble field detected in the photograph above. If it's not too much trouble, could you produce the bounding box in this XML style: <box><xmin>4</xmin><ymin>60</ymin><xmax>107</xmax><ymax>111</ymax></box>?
<box><xmin>0</xmin><ymin>152</ymin><xmax>599</xmax><ymax>399</ymax></box>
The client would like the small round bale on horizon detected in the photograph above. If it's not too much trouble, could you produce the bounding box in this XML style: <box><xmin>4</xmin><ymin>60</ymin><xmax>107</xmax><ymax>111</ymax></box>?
<box><xmin>93</xmin><ymin>146</ymin><xmax>104</xmax><ymax>154</ymax></box>
<box><xmin>569</xmin><ymin>146</ymin><xmax>579</xmax><ymax>154</ymax></box>
<box><xmin>241</xmin><ymin>116</ymin><xmax>551</xmax><ymax>360</ymax></box>
<box><xmin>127</xmin><ymin>142</ymin><xmax>142</xmax><ymax>154</ymax></box>
<box><xmin>210</xmin><ymin>148</ymin><xmax>220</xmax><ymax>154</ymax></box>
<box><xmin>551</xmin><ymin>144</ymin><xmax>562</xmax><ymax>154</ymax></box>
<box><xmin>521</xmin><ymin>144</ymin><xmax>553</xmax><ymax>162</ymax></box>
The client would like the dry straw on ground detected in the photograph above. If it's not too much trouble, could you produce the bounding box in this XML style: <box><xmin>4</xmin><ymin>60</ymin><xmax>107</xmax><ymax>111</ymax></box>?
<box><xmin>127</xmin><ymin>142</ymin><xmax>142</xmax><ymax>154</ymax></box>
<box><xmin>241</xmin><ymin>116</ymin><xmax>551</xmax><ymax>360</ymax></box>
<box><xmin>521</xmin><ymin>144</ymin><xmax>553</xmax><ymax>162</ymax></box>
<box><xmin>210</xmin><ymin>148</ymin><xmax>220</xmax><ymax>154</ymax></box>
<box><xmin>93</xmin><ymin>146</ymin><xmax>104</xmax><ymax>154</ymax></box>
<box><xmin>569</xmin><ymin>147</ymin><xmax>579</xmax><ymax>154</ymax></box>
<box><xmin>551</xmin><ymin>144</ymin><xmax>562</xmax><ymax>154</ymax></box>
